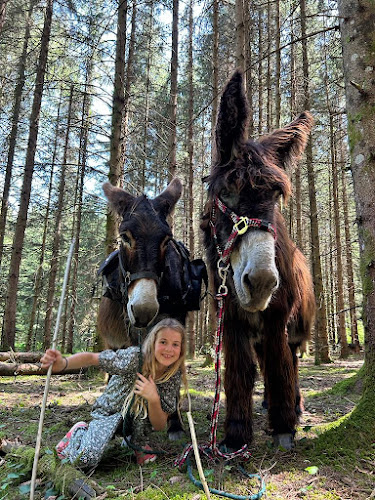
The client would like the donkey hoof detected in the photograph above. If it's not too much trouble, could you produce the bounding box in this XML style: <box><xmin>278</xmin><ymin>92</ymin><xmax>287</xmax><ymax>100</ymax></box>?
<box><xmin>273</xmin><ymin>433</ymin><xmax>295</xmax><ymax>450</ymax></box>
<box><xmin>168</xmin><ymin>430</ymin><xmax>185</xmax><ymax>441</ymax></box>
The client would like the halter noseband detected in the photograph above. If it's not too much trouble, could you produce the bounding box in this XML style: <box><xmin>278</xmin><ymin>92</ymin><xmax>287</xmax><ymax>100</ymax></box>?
<box><xmin>210</xmin><ymin>196</ymin><xmax>277</xmax><ymax>265</ymax></box>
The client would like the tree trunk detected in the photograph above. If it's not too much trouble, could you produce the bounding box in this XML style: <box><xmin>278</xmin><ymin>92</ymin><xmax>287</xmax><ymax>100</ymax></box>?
<box><xmin>1</xmin><ymin>0</ymin><xmax>54</xmax><ymax>351</ymax></box>
<box><xmin>235</xmin><ymin>0</ymin><xmax>245</xmax><ymax>77</ymax></box>
<box><xmin>66</xmin><ymin>80</ymin><xmax>92</xmax><ymax>353</ymax></box>
<box><xmin>211</xmin><ymin>0</ymin><xmax>219</xmax><ymax>162</ymax></box>
<box><xmin>257</xmin><ymin>8</ymin><xmax>263</xmax><ymax>135</ymax></box>
<box><xmin>26</xmin><ymin>90</ymin><xmax>63</xmax><ymax>350</ymax></box>
<box><xmin>337</xmin><ymin>0</ymin><xmax>375</xmax><ymax>387</ymax></box>
<box><xmin>0</xmin><ymin>0</ymin><xmax>35</xmax><ymax>268</ymax></box>
<box><xmin>168</xmin><ymin>0</ymin><xmax>179</xmax><ymax>182</ymax></box>
<box><xmin>187</xmin><ymin>0</ymin><xmax>195</xmax><ymax>357</ymax></box>
<box><xmin>106</xmin><ymin>0</ymin><xmax>127</xmax><ymax>255</ymax></box>
<box><xmin>0</xmin><ymin>0</ymin><xmax>7</xmax><ymax>32</ymax></box>
<box><xmin>0</xmin><ymin>352</ymin><xmax>42</xmax><ymax>362</ymax></box>
<box><xmin>339</xmin><ymin>131</ymin><xmax>359</xmax><ymax>350</ymax></box>
<box><xmin>0</xmin><ymin>362</ymin><xmax>83</xmax><ymax>376</ymax></box>
<box><xmin>329</xmin><ymin>113</ymin><xmax>348</xmax><ymax>358</ymax></box>
<box><xmin>300</xmin><ymin>0</ymin><xmax>330</xmax><ymax>364</ymax></box>
<box><xmin>43</xmin><ymin>85</ymin><xmax>74</xmax><ymax>350</ymax></box>
<box><xmin>244</xmin><ymin>0</ymin><xmax>253</xmax><ymax>136</ymax></box>
<box><xmin>123</xmin><ymin>0</ymin><xmax>136</xmax><ymax>181</ymax></box>
<box><xmin>274</xmin><ymin>0</ymin><xmax>280</xmax><ymax>128</ymax></box>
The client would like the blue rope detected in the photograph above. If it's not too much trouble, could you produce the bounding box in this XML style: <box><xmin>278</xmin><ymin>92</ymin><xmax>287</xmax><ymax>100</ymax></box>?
<box><xmin>186</xmin><ymin>460</ymin><xmax>266</xmax><ymax>500</ymax></box>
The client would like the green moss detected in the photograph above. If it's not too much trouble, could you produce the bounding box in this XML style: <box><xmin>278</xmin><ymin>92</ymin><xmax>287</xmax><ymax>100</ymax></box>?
<box><xmin>328</xmin><ymin>364</ymin><xmax>365</xmax><ymax>396</ymax></box>
<box><xmin>347</xmin><ymin>113</ymin><xmax>363</xmax><ymax>152</ymax></box>
<box><xmin>305</xmin><ymin>388</ymin><xmax>375</xmax><ymax>465</ymax></box>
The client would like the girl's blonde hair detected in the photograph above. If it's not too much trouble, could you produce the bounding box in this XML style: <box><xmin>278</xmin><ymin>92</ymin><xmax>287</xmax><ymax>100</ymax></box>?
<box><xmin>122</xmin><ymin>318</ymin><xmax>188</xmax><ymax>420</ymax></box>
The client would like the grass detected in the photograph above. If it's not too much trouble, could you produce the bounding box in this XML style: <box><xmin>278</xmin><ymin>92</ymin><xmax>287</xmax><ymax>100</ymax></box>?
<box><xmin>0</xmin><ymin>356</ymin><xmax>374</xmax><ymax>499</ymax></box>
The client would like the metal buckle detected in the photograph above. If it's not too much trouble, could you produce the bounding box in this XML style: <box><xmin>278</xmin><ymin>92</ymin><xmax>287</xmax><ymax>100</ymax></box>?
<box><xmin>234</xmin><ymin>216</ymin><xmax>249</xmax><ymax>235</ymax></box>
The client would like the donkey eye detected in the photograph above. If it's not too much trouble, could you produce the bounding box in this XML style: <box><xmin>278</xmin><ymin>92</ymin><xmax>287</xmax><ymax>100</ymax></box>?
<box><xmin>120</xmin><ymin>232</ymin><xmax>132</xmax><ymax>246</ymax></box>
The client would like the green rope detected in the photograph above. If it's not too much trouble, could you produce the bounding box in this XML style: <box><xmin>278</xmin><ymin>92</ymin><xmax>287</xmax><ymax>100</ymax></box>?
<box><xmin>187</xmin><ymin>460</ymin><xmax>265</xmax><ymax>500</ymax></box>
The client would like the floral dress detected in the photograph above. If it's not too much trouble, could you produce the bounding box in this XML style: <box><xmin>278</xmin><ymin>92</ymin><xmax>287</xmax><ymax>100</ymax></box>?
<box><xmin>59</xmin><ymin>346</ymin><xmax>181</xmax><ymax>468</ymax></box>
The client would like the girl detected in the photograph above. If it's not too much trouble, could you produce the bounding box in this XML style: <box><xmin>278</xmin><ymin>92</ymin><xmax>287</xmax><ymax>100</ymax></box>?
<box><xmin>40</xmin><ymin>318</ymin><xmax>187</xmax><ymax>469</ymax></box>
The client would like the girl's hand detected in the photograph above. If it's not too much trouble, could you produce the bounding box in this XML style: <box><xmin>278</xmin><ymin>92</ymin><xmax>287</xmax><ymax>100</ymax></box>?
<box><xmin>134</xmin><ymin>373</ymin><xmax>159</xmax><ymax>403</ymax></box>
<box><xmin>40</xmin><ymin>349</ymin><xmax>65</xmax><ymax>372</ymax></box>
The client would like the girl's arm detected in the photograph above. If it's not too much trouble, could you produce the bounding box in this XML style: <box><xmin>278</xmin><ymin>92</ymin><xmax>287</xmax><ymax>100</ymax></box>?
<box><xmin>134</xmin><ymin>373</ymin><xmax>168</xmax><ymax>431</ymax></box>
<box><xmin>40</xmin><ymin>349</ymin><xmax>100</xmax><ymax>374</ymax></box>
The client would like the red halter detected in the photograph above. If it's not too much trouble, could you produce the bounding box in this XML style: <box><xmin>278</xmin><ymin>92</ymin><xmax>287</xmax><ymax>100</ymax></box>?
<box><xmin>210</xmin><ymin>196</ymin><xmax>277</xmax><ymax>265</ymax></box>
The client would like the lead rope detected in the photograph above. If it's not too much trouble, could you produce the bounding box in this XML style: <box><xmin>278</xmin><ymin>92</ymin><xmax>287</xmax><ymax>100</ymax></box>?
<box><xmin>175</xmin><ymin>259</ymin><xmax>265</xmax><ymax>499</ymax></box>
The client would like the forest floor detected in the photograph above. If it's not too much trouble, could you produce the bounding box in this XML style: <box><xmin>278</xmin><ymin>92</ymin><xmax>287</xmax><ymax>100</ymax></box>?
<box><xmin>0</xmin><ymin>354</ymin><xmax>374</xmax><ymax>500</ymax></box>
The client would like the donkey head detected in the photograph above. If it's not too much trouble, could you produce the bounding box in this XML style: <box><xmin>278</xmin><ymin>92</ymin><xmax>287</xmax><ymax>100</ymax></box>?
<box><xmin>103</xmin><ymin>178</ymin><xmax>182</xmax><ymax>327</ymax></box>
<box><xmin>204</xmin><ymin>70</ymin><xmax>313</xmax><ymax>312</ymax></box>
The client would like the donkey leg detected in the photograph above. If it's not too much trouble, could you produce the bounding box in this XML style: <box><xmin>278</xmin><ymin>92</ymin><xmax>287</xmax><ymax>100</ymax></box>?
<box><xmin>167</xmin><ymin>396</ymin><xmax>184</xmax><ymax>441</ymax></box>
<box><xmin>264</xmin><ymin>325</ymin><xmax>297</xmax><ymax>449</ymax></box>
<box><xmin>254</xmin><ymin>342</ymin><xmax>268</xmax><ymax>411</ymax></box>
<box><xmin>223</xmin><ymin>325</ymin><xmax>256</xmax><ymax>450</ymax></box>
<box><xmin>289</xmin><ymin>343</ymin><xmax>303</xmax><ymax>416</ymax></box>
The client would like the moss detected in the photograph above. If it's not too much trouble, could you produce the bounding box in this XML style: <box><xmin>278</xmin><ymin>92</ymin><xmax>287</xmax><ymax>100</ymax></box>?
<box><xmin>328</xmin><ymin>364</ymin><xmax>365</xmax><ymax>396</ymax></box>
<box><xmin>358</xmin><ymin>227</ymin><xmax>375</xmax><ymax>297</ymax></box>
<box><xmin>347</xmin><ymin>113</ymin><xmax>363</xmax><ymax>152</ymax></box>
<box><xmin>304</xmin><ymin>387</ymin><xmax>375</xmax><ymax>465</ymax></box>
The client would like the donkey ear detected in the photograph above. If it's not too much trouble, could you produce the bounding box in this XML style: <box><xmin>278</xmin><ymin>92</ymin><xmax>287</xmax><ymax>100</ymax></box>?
<box><xmin>215</xmin><ymin>70</ymin><xmax>249</xmax><ymax>165</ymax></box>
<box><xmin>259</xmin><ymin>112</ymin><xmax>313</xmax><ymax>169</ymax></box>
<box><xmin>102</xmin><ymin>182</ymin><xmax>135</xmax><ymax>215</ymax></box>
<box><xmin>153</xmin><ymin>177</ymin><xmax>183</xmax><ymax>217</ymax></box>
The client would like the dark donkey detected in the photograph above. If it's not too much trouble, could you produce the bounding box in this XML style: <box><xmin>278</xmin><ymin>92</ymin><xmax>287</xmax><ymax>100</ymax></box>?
<box><xmin>201</xmin><ymin>71</ymin><xmax>316</xmax><ymax>450</ymax></box>
<box><xmin>97</xmin><ymin>178</ymin><xmax>188</xmax><ymax>439</ymax></box>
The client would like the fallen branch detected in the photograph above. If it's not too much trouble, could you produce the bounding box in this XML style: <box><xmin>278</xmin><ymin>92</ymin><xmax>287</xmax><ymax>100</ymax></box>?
<box><xmin>0</xmin><ymin>441</ymin><xmax>102</xmax><ymax>499</ymax></box>
<box><xmin>0</xmin><ymin>352</ymin><xmax>43</xmax><ymax>363</ymax></box>
<box><xmin>0</xmin><ymin>361</ymin><xmax>83</xmax><ymax>376</ymax></box>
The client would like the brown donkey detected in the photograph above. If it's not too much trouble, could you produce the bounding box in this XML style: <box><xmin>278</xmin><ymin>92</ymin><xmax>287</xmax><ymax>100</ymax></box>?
<box><xmin>97</xmin><ymin>178</ymin><xmax>187</xmax><ymax>439</ymax></box>
<box><xmin>201</xmin><ymin>70</ymin><xmax>316</xmax><ymax>450</ymax></box>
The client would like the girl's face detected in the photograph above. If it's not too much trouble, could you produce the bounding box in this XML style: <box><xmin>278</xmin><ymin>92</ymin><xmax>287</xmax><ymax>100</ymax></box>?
<box><xmin>154</xmin><ymin>328</ymin><xmax>182</xmax><ymax>371</ymax></box>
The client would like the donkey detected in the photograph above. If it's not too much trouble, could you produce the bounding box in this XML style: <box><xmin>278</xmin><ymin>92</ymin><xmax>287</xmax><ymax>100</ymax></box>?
<box><xmin>97</xmin><ymin>178</ymin><xmax>187</xmax><ymax>439</ymax></box>
<box><xmin>201</xmin><ymin>70</ymin><xmax>316</xmax><ymax>450</ymax></box>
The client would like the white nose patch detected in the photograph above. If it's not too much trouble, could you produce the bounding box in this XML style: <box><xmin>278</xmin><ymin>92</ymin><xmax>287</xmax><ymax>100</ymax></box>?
<box><xmin>127</xmin><ymin>279</ymin><xmax>159</xmax><ymax>326</ymax></box>
<box><xmin>230</xmin><ymin>231</ymin><xmax>279</xmax><ymax>311</ymax></box>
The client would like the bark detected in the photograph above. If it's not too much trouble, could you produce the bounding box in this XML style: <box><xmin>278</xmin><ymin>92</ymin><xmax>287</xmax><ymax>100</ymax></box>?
<box><xmin>339</xmin><ymin>133</ymin><xmax>359</xmax><ymax>349</ymax></box>
<box><xmin>337</xmin><ymin>0</ymin><xmax>375</xmax><ymax>386</ymax></box>
<box><xmin>43</xmin><ymin>85</ymin><xmax>74</xmax><ymax>350</ymax></box>
<box><xmin>106</xmin><ymin>0</ymin><xmax>127</xmax><ymax>255</ymax></box>
<box><xmin>274</xmin><ymin>0</ymin><xmax>280</xmax><ymax>128</ymax></box>
<box><xmin>142</xmin><ymin>2</ymin><xmax>153</xmax><ymax>189</ymax></box>
<box><xmin>1</xmin><ymin>0</ymin><xmax>54</xmax><ymax>351</ymax></box>
<box><xmin>235</xmin><ymin>0</ymin><xmax>245</xmax><ymax>76</ymax></box>
<box><xmin>266</xmin><ymin>0</ymin><xmax>271</xmax><ymax>131</ymax></box>
<box><xmin>257</xmin><ymin>8</ymin><xmax>263</xmax><ymax>135</ymax></box>
<box><xmin>0</xmin><ymin>362</ymin><xmax>83</xmax><ymax>376</ymax></box>
<box><xmin>123</xmin><ymin>0</ymin><xmax>136</xmax><ymax>180</ymax></box>
<box><xmin>300</xmin><ymin>0</ymin><xmax>330</xmax><ymax>364</ymax></box>
<box><xmin>187</xmin><ymin>0</ymin><xmax>195</xmax><ymax>357</ymax></box>
<box><xmin>66</xmin><ymin>82</ymin><xmax>91</xmax><ymax>354</ymax></box>
<box><xmin>211</xmin><ymin>0</ymin><xmax>219</xmax><ymax>162</ymax></box>
<box><xmin>0</xmin><ymin>352</ymin><xmax>42</xmax><ymax>362</ymax></box>
<box><xmin>329</xmin><ymin>113</ymin><xmax>348</xmax><ymax>358</ymax></box>
<box><xmin>244</xmin><ymin>0</ymin><xmax>253</xmax><ymax>136</ymax></box>
<box><xmin>0</xmin><ymin>0</ymin><xmax>35</xmax><ymax>267</ymax></box>
<box><xmin>168</xmin><ymin>0</ymin><xmax>179</xmax><ymax>181</ymax></box>
<box><xmin>0</xmin><ymin>0</ymin><xmax>7</xmax><ymax>32</ymax></box>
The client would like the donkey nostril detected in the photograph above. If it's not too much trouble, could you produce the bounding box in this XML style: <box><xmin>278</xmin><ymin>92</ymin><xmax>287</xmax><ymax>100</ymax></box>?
<box><xmin>243</xmin><ymin>274</ymin><xmax>253</xmax><ymax>292</ymax></box>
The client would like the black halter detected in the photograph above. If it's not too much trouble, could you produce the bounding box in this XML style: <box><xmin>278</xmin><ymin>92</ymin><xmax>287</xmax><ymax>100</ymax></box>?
<box><xmin>117</xmin><ymin>249</ymin><xmax>161</xmax><ymax>302</ymax></box>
